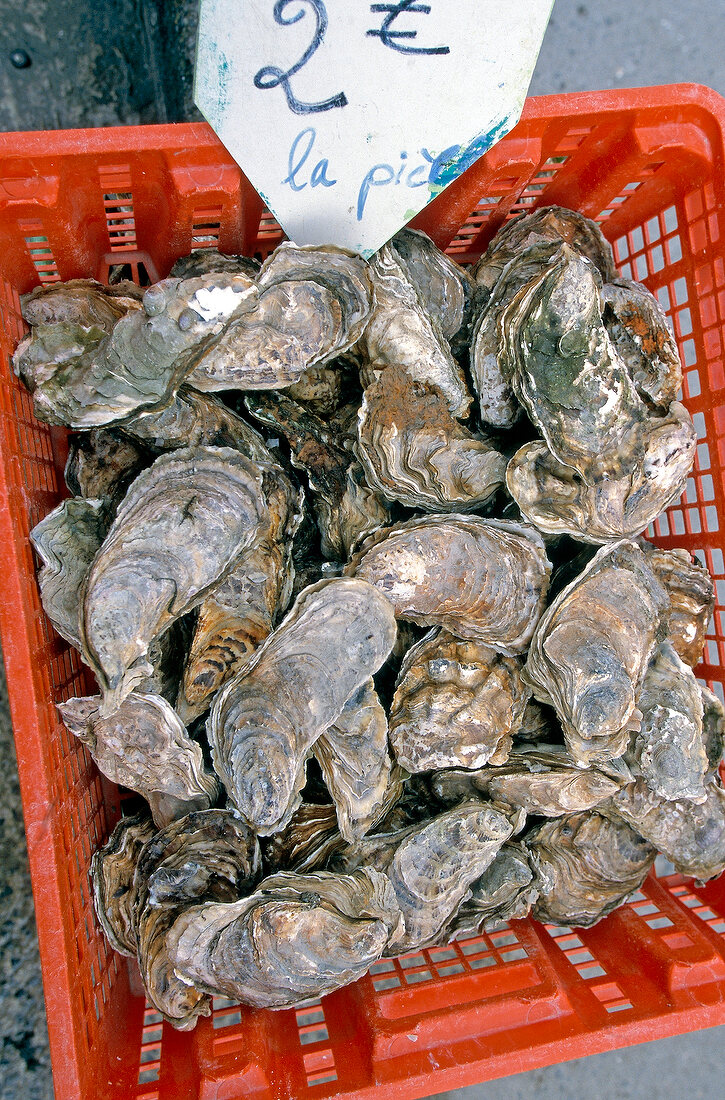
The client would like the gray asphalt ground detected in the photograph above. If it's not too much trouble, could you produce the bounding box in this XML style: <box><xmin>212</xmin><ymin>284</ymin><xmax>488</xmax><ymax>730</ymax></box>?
<box><xmin>1</xmin><ymin>1</ymin><xmax>724</xmax><ymax>1097</ymax></box>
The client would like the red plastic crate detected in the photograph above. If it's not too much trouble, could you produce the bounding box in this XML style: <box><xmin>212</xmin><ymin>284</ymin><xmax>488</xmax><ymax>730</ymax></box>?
<box><xmin>1</xmin><ymin>84</ymin><xmax>725</xmax><ymax>1100</ymax></box>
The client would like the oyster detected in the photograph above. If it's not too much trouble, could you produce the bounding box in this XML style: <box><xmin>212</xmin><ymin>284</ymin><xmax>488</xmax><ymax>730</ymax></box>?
<box><xmin>625</xmin><ymin>642</ymin><xmax>708</xmax><ymax>803</ymax></box>
<box><xmin>506</xmin><ymin>402</ymin><xmax>697</xmax><ymax>544</ymax></box>
<box><xmin>388</xmin><ymin>628</ymin><xmax>529</xmax><ymax>772</ymax></box>
<box><xmin>602</xmin><ymin>278</ymin><xmax>682</xmax><ymax>410</ymax></box>
<box><xmin>30</xmin><ymin>497</ymin><xmax>109</xmax><ymax>650</ymax></box>
<box><xmin>120</xmin><ymin>385</ymin><xmax>275</xmax><ymax>460</ymax></box>
<box><xmin>81</xmin><ymin>447</ymin><xmax>270</xmax><ymax>713</ymax></box>
<box><xmin>391</xmin><ymin>227</ymin><xmax>474</xmax><ymax>342</ymax></box>
<box><xmin>169</xmin><ymin>251</ymin><xmax>260</xmax><ymax>280</ymax></box>
<box><xmin>524</xmin><ymin>541</ymin><xmax>668</xmax><ymax>764</ymax></box>
<box><xmin>208</xmin><ymin>577</ymin><xmax>397</xmax><ymax>834</ymax></box>
<box><xmin>176</xmin><ymin>464</ymin><xmax>302</xmax><ymax>723</ymax></box>
<box><xmin>90</xmin><ymin>813</ymin><xmax>155</xmax><ymax>956</ymax></box>
<box><xmin>166</xmin><ymin>867</ymin><xmax>403</xmax><ymax>1009</ymax></box>
<box><xmin>384</xmin><ymin>803</ymin><xmax>519</xmax><ymax>952</ymax></box>
<box><xmin>58</xmin><ymin>692</ymin><xmax>220</xmax><ymax>828</ymax></box>
<box><xmin>65</xmin><ymin>428</ymin><xmax>148</xmax><ymax>508</ymax></box>
<box><xmin>441</xmin><ymin>842</ymin><xmax>538</xmax><ymax>939</ymax></box>
<box><xmin>187</xmin><ymin>244</ymin><xmax>373</xmax><ymax>392</ymax></box>
<box><xmin>642</xmin><ymin>545</ymin><xmax>715</xmax><ymax>667</ymax></box>
<box><xmin>20</xmin><ymin>278</ymin><xmax>142</xmax><ymax>331</ymax></box>
<box><xmin>132</xmin><ymin>809</ymin><xmax>261</xmax><ymax>1029</ymax></box>
<box><xmin>361</xmin><ymin>243</ymin><xmax>471</xmax><ymax>418</ymax></box>
<box><xmin>702</xmin><ymin>685</ymin><xmax>725</xmax><ymax>777</ymax></box>
<box><xmin>348</xmin><ymin>515</ymin><xmax>551</xmax><ymax>654</ymax></box>
<box><xmin>527</xmin><ymin>811</ymin><xmax>656</xmax><ymax>927</ymax></box>
<box><xmin>432</xmin><ymin>747</ymin><xmax>626</xmax><ymax>817</ymax></box>
<box><xmin>262</xmin><ymin>803</ymin><xmax>344</xmax><ymax>874</ymax></box>
<box><xmin>604</xmin><ymin>777</ymin><xmax>725</xmax><ymax>881</ymax></box>
<box><xmin>246</xmin><ymin>391</ymin><xmax>391</xmax><ymax>560</ymax></box>
<box><xmin>313</xmin><ymin>680</ymin><xmax>393</xmax><ymax>843</ymax></box>
<box><xmin>14</xmin><ymin>273</ymin><xmax>256</xmax><ymax>428</ymax></box>
<box><xmin>355</xmin><ymin>364</ymin><xmax>506</xmax><ymax>512</ymax></box>
<box><xmin>285</xmin><ymin>360</ymin><xmax>348</xmax><ymax>415</ymax></box>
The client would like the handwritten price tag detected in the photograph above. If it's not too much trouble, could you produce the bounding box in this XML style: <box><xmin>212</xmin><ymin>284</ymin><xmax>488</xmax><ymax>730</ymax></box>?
<box><xmin>195</xmin><ymin>0</ymin><xmax>554</xmax><ymax>255</ymax></box>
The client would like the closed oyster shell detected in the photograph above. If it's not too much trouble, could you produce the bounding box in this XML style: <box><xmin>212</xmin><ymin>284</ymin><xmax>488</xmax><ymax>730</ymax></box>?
<box><xmin>625</xmin><ymin>642</ymin><xmax>708</xmax><ymax>803</ymax></box>
<box><xmin>642</xmin><ymin>545</ymin><xmax>715</xmax><ymax>667</ymax></box>
<box><xmin>132</xmin><ymin>809</ymin><xmax>261</xmax><ymax>1029</ymax></box>
<box><xmin>524</xmin><ymin>541</ymin><xmax>668</xmax><ymax>764</ymax></box>
<box><xmin>384</xmin><ymin>803</ymin><xmax>518</xmax><ymax>952</ymax></box>
<box><xmin>208</xmin><ymin>577</ymin><xmax>397</xmax><ymax>835</ymax></box>
<box><xmin>348</xmin><ymin>515</ymin><xmax>551</xmax><ymax>654</ymax></box>
<box><xmin>441</xmin><ymin>842</ymin><xmax>537</xmax><ymax>939</ymax></box>
<box><xmin>361</xmin><ymin>243</ymin><xmax>471</xmax><ymax>418</ymax></box>
<box><xmin>65</xmin><ymin>429</ymin><xmax>148</xmax><ymax>509</ymax></box>
<box><xmin>506</xmin><ymin>404</ymin><xmax>697</xmax><ymax>544</ymax></box>
<box><xmin>603</xmin><ymin>777</ymin><xmax>725</xmax><ymax>882</ymax></box>
<box><xmin>90</xmin><ymin>813</ymin><xmax>155</xmax><ymax>956</ymax></box>
<box><xmin>389</xmin><ymin>628</ymin><xmax>529</xmax><ymax>772</ymax></box>
<box><xmin>313</xmin><ymin>680</ymin><xmax>393</xmax><ymax>843</ymax></box>
<box><xmin>602</xmin><ymin>277</ymin><xmax>682</xmax><ymax>410</ymax></box>
<box><xmin>20</xmin><ymin>278</ymin><xmax>142</xmax><ymax>331</ymax></box>
<box><xmin>355</xmin><ymin>365</ymin><xmax>506</xmax><ymax>512</ymax></box>
<box><xmin>166</xmin><ymin>867</ymin><xmax>403</xmax><ymax>1009</ymax></box>
<box><xmin>702</xmin><ymin>685</ymin><xmax>725</xmax><ymax>777</ymax></box>
<box><xmin>187</xmin><ymin>244</ymin><xmax>373</xmax><ymax>392</ymax></box>
<box><xmin>58</xmin><ymin>692</ymin><xmax>220</xmax><ymax>828</ymax></box>
<box><xmin>391</xmin><ymin>227</ymin><xmax>474</xmax><ymax>341</ymax></box>
<box><xmin>81</xmin><ymin>446</ymin><xmax>270</xmax><ymax>713</ymax></box>
<box><xmin>262</xmin><ymin>803</ymin><xmax>344</xmax><ymax>874</ymax></box>
<box><xmin>30</xmin><ymin>497</ymin><xmax>109</xmax><ymax>650</ymax></box>
<box><xmin>432</xmin><ymin>747</ymin><xmax>626</xmax><ymax>817</ymax></box>
<box><xmin>527</xmin><ymin>811</ymin><xmax>656</xmax><ymax>927</ymax></box>
<box><xmin>170</xmin><ymin>251</ymin><xmax>260</xmax><ymax>280</ymax></box>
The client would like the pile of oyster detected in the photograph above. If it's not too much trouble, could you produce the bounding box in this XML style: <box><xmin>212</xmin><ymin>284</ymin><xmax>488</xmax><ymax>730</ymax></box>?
<box><xmin>16</xmin><ymin>208</ymin><xmax>725</xmax><ymax>1029</ymax></box>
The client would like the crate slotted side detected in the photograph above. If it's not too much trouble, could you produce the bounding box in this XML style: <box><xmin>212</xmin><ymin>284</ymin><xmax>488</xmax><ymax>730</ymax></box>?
<box><xmin>1</xmin><ymin>86</ymin><xmax>725</xmax><ymax>1100</ymax></box>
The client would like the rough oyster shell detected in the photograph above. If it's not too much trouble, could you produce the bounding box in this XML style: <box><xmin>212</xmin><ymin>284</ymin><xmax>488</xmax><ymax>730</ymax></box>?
<box><xmin>505</xmin><ymin>403</ymin><xmax>697</xmax><ymax>544</ymax></box>
<box><xmin>603</xmin><ymin>777</ymin><xmax>725</xmax><ymax>882</ymax></box>
<box><xmin>132</xmin><ymin>809</ymin><xmax>261</xmax><ymax>1029</ymax></box>
<box><xmin>65</xmin><ymin>429</ymin><xmax>148</xmax><ymax>509</ymax></box>
<box><xmin>702</xmin><ymin>685</ymin><xmax>725</xmax><ymax>778</ymax></box>
<box><xmin>432</xmin><ymin>746</ymin><xmax>626</xmax><ymax>817</ymax></box>
<box><xmin>524</xmin><ymin>540</ymin><xmax>668</xmax><ymax>764</ymax></box>
<box><xmin>262</xmin><ymin>803</ymin><xmax>344</xmax><ymax>874</ymax></box>
<box><xmin>20</xmin><ymin>278</ymin><xmax>142</xmax><ymax>331</ymax></box>
<box><xmin>527</xmin><ymin>810</ymin><xmax>656</xmax><ymax>927</ymax></box>
<box><xmin>90</xmin><ymin>813</ymin><xmax>155</xmax><ymax>956</ymax></box>
<box><xmin>441</xmin><ymin>842</ymin><xmax>537</xmax><ymax>940</ymax></box>
<box><xmin>602</xmin><ymin>277</ymin><xmax>682</xmax><ymax>410</ymax></box>
<box><xmin>391</xmin><ymin>227</ymin><xmax>474</xmax><ymax>342</ymax></box>
<box><xmin>355</xmin><ymin>364</ymin><xmax>506</xmax><ymax>512</ymax></box>
<box><xmin>81</xmin><ymin>446</ymin><xmax>270</xmax><ymax>713</ymax></box>
<box><xmin>166</xmin><ymin>867</ymin><xmax>403</xmax><ymax>1009</ymax></box>
<box><xmin>642</xmin><ymin>545</ymin><xmax>715</xmax><ymax>667</ymax></box>
<box><xmin>285</xmin><ymin>360</ymin><xmax>348</xmax><ymax>415</ymax></box>
<box><xmin>169</xmin><ymin>251</ymin><xmax>260</xmax><ymax>280</ymax></box>
<box><xmin>388</xmin><ymin>628</ymin><xmax>529</xmax><ymax>772</ymax></box>
<box><xmin>58</xmin><ymin>692</ymin><xmax>220</xmax><ymax>828</ymax></box>
<box><xmin>348</xmin><ymin>515</ymin><xmax>551</xmax><ymax>654</ymax></box>
<box><xmin>625</xmin><ymin>642</ymin><xmax>708</xmax><ymax>803</ymax></box>
<box><xmin>208</xmin><ymin>577</ymin><xmax>397</xmax><ymax>835</ymax></box>
<box><xmin>187</xmin><ymin>244</ymin><xmax>373</xmax><ymax>392</ymax></box>
<box><xmin>361</xmin><ymin>243</ymin><xmax>471</xmax><ymax>418</ymax></box>
<box><xmin>313</xmin><ymin>679</ymin><xmax>393</xmax><ymax>843</ymax></box>
<box><xmin>30</xmin><ymin>497</ymin><xmax>109</xmax><ymax>650</ymax></box>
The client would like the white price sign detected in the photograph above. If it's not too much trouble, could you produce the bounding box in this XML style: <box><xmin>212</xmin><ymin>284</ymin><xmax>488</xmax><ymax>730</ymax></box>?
<box><xmin>195</xmin><ymin>1</ymin><xmax>554</xmax><ymax>256</ymax></box>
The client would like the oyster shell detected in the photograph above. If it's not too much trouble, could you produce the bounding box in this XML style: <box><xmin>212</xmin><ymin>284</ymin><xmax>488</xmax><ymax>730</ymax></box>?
<box><xmin>169</xmin><ymin>251</ymin><xmax>260</xmax><ymax>280</ymax></box>
<box><xmin>642</xmin><ymin>545</ymin><xmax>715</xmax><ymax>667</ymax></box>
<box><xmin>65</xmin><ymin>429</ymin><xmax>148</xmax><ymax>509</ymax></box>
<box><xmin>132</xmin><ymin>809</ymin><xmax>261</xmax><ymax>1029</ymax></box>
<box><xmin>602</xmin><ymin>278</ymin><xmax>682</xmax><ymax>410</ymax></box>
<box><xmin>58</xmin><ymin>692</ymin><xmax>220</xmax><ymax>828</ymax></box>
<box><xmin>348</xmin><ymin>515</ymin><xmax>551</xmax><ymax>654</ymax></box>
<box><xmin>384</xmin><ymin>803</ymin><xmax>519</xmax><ymax>952</ymax></box>
<box><xmin>262</xmin><ymin>803</ymin><xmax>344</xmax><ymax>874</ymax></box>
<box><xmin>20</xmin><ymin>278</ymin><xmax>142</xmax><ymax>331</ymax></box>
<box><xmin>388</xmin><ymin>628</ymin><xmax>529</xmax><ymax>772</ymax></box>
<box><xmin>603</xmin><ymin>777</ymin><xmax>725</xmax><ymax>882</ymax></box>
<box><xmin>30</xmin><ymin>497</ymin><xmax>109</xmax><ymax>650</ymax></box>
<box><xmin>90</xmin><ymin>813</ymin><xmax>156</xmax><ymax>956</ymax></box>
<box><xmin>355</xmin><ymin>364</ymin><xmax>506</xmax><ymax>512</ymax></box>
<box><xmin>527</xmin><ymin>811</ymin><xmax>656</xmax><ymax>927</ymax></box>
<box><xmin>506</xmin><ymin>403</ymin><xmax>697</xmax><ymax>544</ymax></box>
<box><xmin>702</xmin><ymin>685</ymin><xmax>725</xmax><ymax>777</ymax></box>
<box><xmin>524</xmin><ymin>540</ymin><xmax>668</xmax><ymax>764</ymax></box>
<box><xmin>246</xmin><ymin>391</ymin><xmax>391</xmax><ymax>560</ymax></box>
<box><xmin>81</xmin><ymin>447</ymin><xmax>270</xmax><ymax>713</ymax></box>
<box><xmin>432</xmin><ymin>747</ymin><xmax>626</xmax><ymax>817</ymax></box>
<box><xmin>313</xmin><ymin>680</ymin><xmax>393</xmax><ymax>843</ymax></box>
<box><xmin>391</xmin><ymin>227</ymin><xmax>474</xmax><ymax>342</ymax></box>
<box><xmin>186</xmin><ymin>244</ymin><xmax>373</xmax><ymax>392</ymax></box>
<box><xmin>166</xmin><ymin>867</ymin><xmax>403</xmax><ymax>1009</ymax></box>
<box><xmin>625</xmin><ymin>642</ymin><xmax>708</xmax><ymax>803</ymax></box>
<box><xmin>208</xmin><ymin>577</ymin><xmax>397</xmax><ymax>835</ymax></box>
<box><xmin>361</xmin><ymin>243</ymin><xmax>471</xmax><ymax>418</ymax></box>
<box><xmin>285</xmin><ymin>360</ymin><xmax>348</xmax><ymax>415</ymax></box>
<box><xmin>441</xmin><ymin>842</ymin><xmax>537</xmax><ymax>939</ymax></box>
